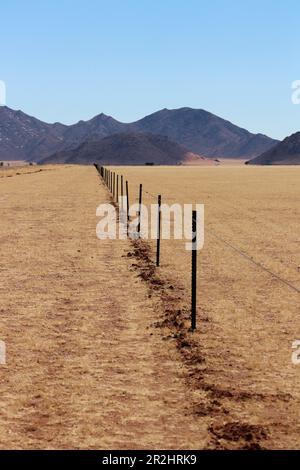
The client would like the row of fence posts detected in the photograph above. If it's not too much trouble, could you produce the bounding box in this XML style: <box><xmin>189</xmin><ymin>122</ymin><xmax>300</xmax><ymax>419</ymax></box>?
<box><xmin>94</xmin><ymin>164</ymin><xmax>197</xmax><ymax>331</ymax></box>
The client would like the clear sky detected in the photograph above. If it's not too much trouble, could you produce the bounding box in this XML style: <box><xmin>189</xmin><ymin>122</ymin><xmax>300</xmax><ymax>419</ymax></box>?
<box><xmin>1</xmin><ymin>0</ymin><xmax>299</xmax><ymax>139</ymax></box>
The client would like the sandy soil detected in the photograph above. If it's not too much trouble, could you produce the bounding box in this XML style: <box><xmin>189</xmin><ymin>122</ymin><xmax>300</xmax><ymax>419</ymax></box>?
<box><xmin>0</xmin><ymin>165</ymin><xmax>207</xmax><ymax>449</ymax></box>
<box><xmin>218</xmin><ymin>158</ymin><xmax>247</xmax><ymax>165</ymax></box>
<box><xmin>1</xmin><ymin>163</ymin><xmax>300</xmax><ymax>449</ymax></box>
<box><xmin>111</xmin><ymin>164</ymin><xmax>300</xmax><ymax>449</ymax></box>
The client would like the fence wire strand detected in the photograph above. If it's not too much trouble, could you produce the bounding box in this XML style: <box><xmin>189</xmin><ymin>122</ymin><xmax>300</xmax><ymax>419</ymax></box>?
<box><xmin>206</xmin><ymin>227</ymin><xmax>300</xmax><ymax>295</ymax></box>
<box><xmin>99</xmin><ymin>166</ymin><xmax>300</xmax><ymax>296</ymax></box>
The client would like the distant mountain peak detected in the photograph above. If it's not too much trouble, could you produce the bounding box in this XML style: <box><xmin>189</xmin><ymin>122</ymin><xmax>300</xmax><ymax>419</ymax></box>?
<box><xmin>93</xmin><ymin>112</ymin><xmax>117</xmax><ymax>121</ymax></box>
<box><xmin>131</xmin><ymin>107</ymin><xmax>278</xmax><ymax>158</ymax></box>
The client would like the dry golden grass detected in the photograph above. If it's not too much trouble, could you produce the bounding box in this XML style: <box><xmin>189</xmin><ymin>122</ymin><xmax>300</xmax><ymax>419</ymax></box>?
<box><xmin>0</xmin><ymin>165</ymin><xmax>206</xmax><ymax>449</ymax></box>
<box><xmin>111</xmin><ymin>164</ymin><xmax>300</xmax><ymax>449</ymax></box>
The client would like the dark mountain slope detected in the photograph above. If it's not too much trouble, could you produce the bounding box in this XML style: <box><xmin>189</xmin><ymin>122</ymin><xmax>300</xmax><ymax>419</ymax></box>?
<box><xmin>39</xmin><ymin>132</ymin><xmax>214</xmax><ymax>166</ymax></box>
<box><xmin>131</xmin><ymin>107</ymin><xmax>277</xmax><ymax>158</ymax></box>
<box><xmin>247</xmin><ymin>132</ymin><xmax>300</xmax><ymax>165</ymax></box>
<box><xmin>0</xmin><ymin>106</ymin><xmax>67</xmax><ymax>161</ymax></box>
<box><xmin>0</xmin><ymin>106</ymin><xmax>278</xmax><ymax>161</ymax></box>
<box><xmin>0</xmin><ymin>107</ymin><xmax>125</xmax><ymax>161</ymax></box>
<box><xmin>61</xmin><ymin>113</ymin><xmax>127</xmax><ymax>147</ymax></box>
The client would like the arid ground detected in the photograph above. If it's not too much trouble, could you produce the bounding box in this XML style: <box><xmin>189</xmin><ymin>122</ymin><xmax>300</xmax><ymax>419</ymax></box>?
<box><xmin>0</xmin><ymin>164</ymin><xmax>299</xmax><ymax>449</ymax></box>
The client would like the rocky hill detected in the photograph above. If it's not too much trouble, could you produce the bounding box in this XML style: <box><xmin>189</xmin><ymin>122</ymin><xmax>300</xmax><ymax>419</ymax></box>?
<box><xmin>247</xmin><ymin>132</ymin><xmax>300</xmax><ymax>165</ymax></box>
<box><xmin>40</xmin><ymin>132</ymin><xmax>215</xmax><ymax>166</ymax></box>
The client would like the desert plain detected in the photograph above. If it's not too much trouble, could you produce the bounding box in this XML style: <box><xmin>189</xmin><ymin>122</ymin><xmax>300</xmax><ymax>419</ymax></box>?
<box><xmin>0</xmin><ymin>163</ymin><xmax>299</xmax><ymax>449</ymax></box>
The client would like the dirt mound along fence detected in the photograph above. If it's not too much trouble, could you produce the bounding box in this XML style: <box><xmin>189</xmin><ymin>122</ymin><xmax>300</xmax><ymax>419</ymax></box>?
<box><xmin>94</xmin><ymin>163</ymin><xmax>198</xmax><ymax>331</ymax></box>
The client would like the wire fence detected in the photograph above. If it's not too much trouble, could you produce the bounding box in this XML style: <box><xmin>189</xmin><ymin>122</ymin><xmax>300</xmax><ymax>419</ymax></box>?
<box><xmin>94</xmin><ymin>164</ymin><xmax>300</xmax><ymax>333</ymax></box>
<box><xmin>94</xmin><ymin>164</ymin><xmax>199</xmax><ymax>331</ymax></box>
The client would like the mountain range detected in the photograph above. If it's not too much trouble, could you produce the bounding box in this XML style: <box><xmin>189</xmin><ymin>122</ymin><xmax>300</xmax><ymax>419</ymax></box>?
<box><xmin>0</xmin><ymin>106</ymin><xmax>278</xmax><ymax>163</ymax></box>
<box><xmin>247</xmin><ymin>132</ymin><xmax>300</xmax><ymax>165</ymax></box>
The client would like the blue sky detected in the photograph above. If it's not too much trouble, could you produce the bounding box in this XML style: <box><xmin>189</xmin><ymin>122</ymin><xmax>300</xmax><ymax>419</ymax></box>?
<box><xmin>1</xmin><ymin>0</ymin><xmax>299</xmax><ymax>139</ymax></box>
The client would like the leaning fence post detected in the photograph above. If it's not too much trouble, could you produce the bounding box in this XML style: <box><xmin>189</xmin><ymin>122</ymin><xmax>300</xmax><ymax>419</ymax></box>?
<box><xmin>137</xmin><ymin>184</ymin><xmax>142</xmax><ymax>238</ymax></box>
<box><xmin>156</xmin><ymin>194</ymin><xmax>162</xmax><ymax>267</ymax></box>
<box><xmin>191</xmin><ymin>210</ymin><xmax>197</xmax><ymax>331</ymax></box>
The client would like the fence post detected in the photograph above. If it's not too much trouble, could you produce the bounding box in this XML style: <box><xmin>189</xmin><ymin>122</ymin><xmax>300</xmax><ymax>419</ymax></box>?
<box><xmin>156</xmin><ymin>194</ymin><xmax>161</xmax><ymax>267</ymax></box>
<box><xmin>116</xmin><ymin>174</ymin><xmax>119</xmax><ymax>204</ymax></box>
<box><xmin>113</xmin><ymin>172</ymin><xmax>115</xmax><ymax>200</ymax></box>
<box><xmin>191</xmin><ymin>210</ymin><xmax>197</xmax><ymax>331</ymax></box>
<box><xmin>126</xmin><ymin>180</ymin><xmax>130</xmax><ymax>235</ymax></box>
<box><xmin>137</xmin><ymin>184</ymin><xmax>142</xmax><ymax>238</ymax></box>
<box><xmin>121</xmin><ymin>175</ymin><xmax>124</xmax><ymax>209</ymax></box>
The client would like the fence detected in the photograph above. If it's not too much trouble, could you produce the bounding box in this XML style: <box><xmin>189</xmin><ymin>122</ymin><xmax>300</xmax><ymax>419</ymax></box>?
<box><xmin>94</xmin><ymin>163</ymin><xmax>198</xmax><ymax>331</ymax></box>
